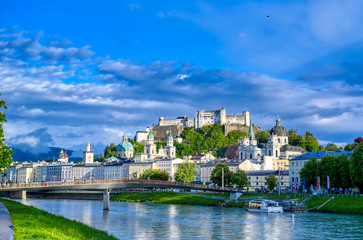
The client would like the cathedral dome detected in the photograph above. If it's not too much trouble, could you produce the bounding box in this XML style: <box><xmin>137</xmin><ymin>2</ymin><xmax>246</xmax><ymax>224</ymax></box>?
<box><xmin>269</xmin><ymin>116</ymin><xmax>288</xmax><ymax>136</ymax></box>
<box><xmin>117</xmin><ymin>141</ymin><xmax>134</xmax><ymax>151</ymax></box>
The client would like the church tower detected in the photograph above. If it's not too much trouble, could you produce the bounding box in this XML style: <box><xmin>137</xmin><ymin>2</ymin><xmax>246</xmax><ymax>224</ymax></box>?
<box><xmin>83</xmin><ymin>138</ymin><xmax>94</xmax><ymax>164</ymax></box>
<box><xmin>267</xmin><ymin>115</ymin><xmax>288</xmax><ymax>159</ymax></box>
<box><xmin>144</xmin><ymin>131</ymin><xmax>157</xmax><ymax>159</ymax></box>
<box><xmin>165</xmin><ymin>130</ymin><xmax>176</xmax><ymax>158</ymax></box>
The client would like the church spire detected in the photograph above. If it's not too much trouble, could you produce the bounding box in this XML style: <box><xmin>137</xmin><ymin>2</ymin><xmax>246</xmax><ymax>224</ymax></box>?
<box><xmin>122</xmin><ymin>131</ymin><xmax>128</xmax><ymax>142</ymax></box>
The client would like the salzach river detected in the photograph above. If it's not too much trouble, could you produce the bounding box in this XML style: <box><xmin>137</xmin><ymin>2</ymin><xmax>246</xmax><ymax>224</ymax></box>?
<box><xmin>17</xmin><ymin>199</ymin><xmax>363</xmax><ymax>239</ymax></box>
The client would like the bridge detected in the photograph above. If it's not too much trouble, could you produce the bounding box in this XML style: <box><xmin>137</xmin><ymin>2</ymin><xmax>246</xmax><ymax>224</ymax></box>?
<box><xmin>0</xmin><ymin>180</ymin><xmax>243</xmax><ymax>210</ymax></box>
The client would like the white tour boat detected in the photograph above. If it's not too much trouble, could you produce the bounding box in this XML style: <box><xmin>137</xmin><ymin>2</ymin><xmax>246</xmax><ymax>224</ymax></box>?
<box><xmin>245</xmin><ymin>199</ymin><xmax>283</xmax><ymax>213</ymax></box>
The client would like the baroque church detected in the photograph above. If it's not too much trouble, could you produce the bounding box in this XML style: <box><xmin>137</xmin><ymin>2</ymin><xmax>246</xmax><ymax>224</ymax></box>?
<box><xmin>238</xmin><ymin>116</ymin><xmax>305</xmax><ymax>162</ymax></box>
<box><xmin>116</xmin><ymin>133</ymin><xmax>134</xmax><ymax>159</ymax></box>
<box><xmin>144</xmin><ymin>130</ymin><xmax>176</xmax><ymax>159</ymax></box>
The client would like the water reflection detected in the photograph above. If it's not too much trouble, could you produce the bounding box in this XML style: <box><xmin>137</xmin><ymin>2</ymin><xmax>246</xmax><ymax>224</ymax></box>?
<box><xmin>17</xmin><ymin>199</ymin><xmax>363</xmax><ymax>240</ymax></box>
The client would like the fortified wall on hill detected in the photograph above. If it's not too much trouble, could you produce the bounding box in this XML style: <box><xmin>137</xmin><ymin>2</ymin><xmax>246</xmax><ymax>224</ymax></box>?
<box><xmin>144</xmin><ymin>107</ymin><xmax>260</xmax><ymax>141</ymax></box>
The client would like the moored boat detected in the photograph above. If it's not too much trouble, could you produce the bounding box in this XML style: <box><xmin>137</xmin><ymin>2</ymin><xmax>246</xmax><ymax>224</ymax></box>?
<box><xmin>245</xmin><ymin>199</ymin><xmax>283</xmax><ymax>213</ymax></box>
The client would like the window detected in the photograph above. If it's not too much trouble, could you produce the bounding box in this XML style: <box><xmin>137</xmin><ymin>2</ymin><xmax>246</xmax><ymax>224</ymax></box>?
<box><xmin>256</xmin><ymin>182</ymin><xmax>259</xmax><ymax>185</ymax></box>
<box><xmin>256</xmin><ymin>177</ymin><xmax>259</xmax><ymax>180</ymax></box>
<box><xmin>250</xmin><ymin>153</ymin><xmax>253</xmax><ymax>159</ymax></box>
<box><xmin>278</xmin><ymin>138</ymin><xmax>280</xmax><ymax>143</ymax></box>
<box><xmin>292</xmin><ymin>177</ymin><xmax>294</xmax><ymax>181</ymax></box>
<box><xmin>276</xmin><ymin>150</ymin><xmax>278</xmax><ymax>157</ymax></box>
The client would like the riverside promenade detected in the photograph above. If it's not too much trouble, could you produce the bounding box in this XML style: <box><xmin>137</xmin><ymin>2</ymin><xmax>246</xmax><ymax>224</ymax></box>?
<box><xmin>0</xmin><ymin>202</ymin><xmax>13</xmax><ymax>240</ymax></box>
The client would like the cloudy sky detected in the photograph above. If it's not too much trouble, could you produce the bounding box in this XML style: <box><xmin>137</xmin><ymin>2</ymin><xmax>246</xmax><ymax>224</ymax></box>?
<box><xmin>1</xmin><ymin>0</ymin><xmax>363</xmax><ymax>155</ymax></box>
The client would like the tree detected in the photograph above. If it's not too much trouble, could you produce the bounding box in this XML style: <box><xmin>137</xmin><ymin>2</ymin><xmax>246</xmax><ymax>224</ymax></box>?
<box><xmin>226</xmin><ymin>130</ymin><xmax>247</xmax><ymax>145</ymax></box>
<box><xmin>175</xmin><ymin>160</ymin><xmax>198</xmax><ymax>183</ymax></box>
<box><xmin>336</xmin><ymin>154</ymin><xmax>351</xmax><ymax>190</ymax></box>
<box><xmin>318</xmin><ymin>155</ymin><xmax>336</xmax><ymax>187</ymax></box>
<box><xmin>231</xmin><ymin>170</ymin><xmax>249</xmax><ymax>187</ymax></box>
<box><xmin>94</xmin><ymin>154</ymin><xmax>103</xmax><ymax>162</ymax></box>
<box><xmin>133</xmin><ymin>143</ymin><xmax>144</xmax><ymax>156</ymax></box>
<box><xmin>265</xmin><ymin>175</ymin><xmax>278</xmax><ymax>191</ymax></box>
<box><xmin>351</xmin><ymin>143</ymin><xmax>363</xmax><ymax>192</ymax></box>
<box><xmin>0</xmin><ymin>95</ymin><xmax>12</xmax><ymax>173</ymax></box>
<box><xmin>288</xmin><ymin>129</ymin><xmax>300</xmax><ymax>146</ymax></box>
<box><xmin>104</xmin><ymin>143</ymin><xmax>116</xmax><ymax>159</ymax></box>
<box><xmin>255</xmin><ymin>130</ymin><xmax>269</xmax><ymax>144</ymax></box>
<box><xmin>300</xmin><ymin>157</ymin><xmax>319</xmax><ymax>187</ymax></box>
<box><xmin>139</xmin><ymin>169</ymin><xmax>169</xmax><ymax>181</ymax></box>
<box><xmin>288</xmin><ymin>129</ymin><xmax>306</xmax><ymax>149</ymax></box>
<box><xmin>304</xmin><ymin>131</ymin><xmax>319</xmax><ymax>152</ymax></box>
<box><xmin>325</xmin><ymin>143</ymin><xmax>338</xmax><ymax>151</ymax></box>
<box><xmin>210</xmin><ymin>163</ymin><xmax>231</xmax><ymax>186</ymax></box>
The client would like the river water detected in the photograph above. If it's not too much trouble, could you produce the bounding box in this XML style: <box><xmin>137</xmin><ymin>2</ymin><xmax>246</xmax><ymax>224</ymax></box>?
<box><xmin>17</xmin><ymin>199</ymin><xmax>363</xmax><ymax>240</ymax></box>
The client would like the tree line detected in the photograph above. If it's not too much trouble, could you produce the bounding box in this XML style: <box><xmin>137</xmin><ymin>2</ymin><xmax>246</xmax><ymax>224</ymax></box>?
<box><xmin>300</xmin><ymin>143</ymin><xmax>363</xmax><ymax>192</ymax></box>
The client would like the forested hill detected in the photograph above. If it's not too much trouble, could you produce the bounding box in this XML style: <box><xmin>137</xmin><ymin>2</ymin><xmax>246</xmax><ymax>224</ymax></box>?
<box><xmin>103</xmin><ymin>124</ymin><xmax>355</xmax><ymax>160</ymax></box>
<box><xmin>175</xmin><ymin>125</ymin><xmax>247</xmax><ymax>157</ymax></box>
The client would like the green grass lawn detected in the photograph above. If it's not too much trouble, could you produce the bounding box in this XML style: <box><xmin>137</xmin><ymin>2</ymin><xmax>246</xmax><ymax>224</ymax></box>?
<box><xmin>240</xmin><ymin>192</ymin><xmax>307</xmax><ymax>201</ymax></box>
<box><xmin>196</xmin><ymin>192</ymin><xmax>231</xmax><ymax>199</ymax></box>
<box><xmin>306</xmin><ymin>196</ymin><xmax>363</xmax><ymax>215</ymax></box>
<box><xmin>0</xmin><ymin>198</ymin><xmax>117</xmax><ymax>240</ymax></box>
<box><xmin>111</xmin><ymin>192</ymin><xmax>224</xmax><ymax>206</ymax></box>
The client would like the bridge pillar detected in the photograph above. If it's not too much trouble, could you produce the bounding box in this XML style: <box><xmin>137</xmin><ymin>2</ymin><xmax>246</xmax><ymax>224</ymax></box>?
<box><xmin>103</xmin><ymin>189</ymin><xmax>110</xmax><ymax>210</ymax></box>
<box><xmin>10</xmin><ymin>190</ymin><xmax>27</xmax><ymax>199</ymax></box>
<box><xmin>230</xmin><ymin>192</ymin><xmax>242</xmax><ymax>200</ymax></box>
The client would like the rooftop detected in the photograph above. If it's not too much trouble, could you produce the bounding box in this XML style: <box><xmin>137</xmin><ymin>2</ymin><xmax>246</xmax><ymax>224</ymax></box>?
<box><xmin>291</xmin><ymin>150</ymin><xmax>353</xmax><ymax>161</ymax></box>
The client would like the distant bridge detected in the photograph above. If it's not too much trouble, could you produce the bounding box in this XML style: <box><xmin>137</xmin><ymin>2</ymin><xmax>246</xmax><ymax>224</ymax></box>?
<box><xmin>0</xmin><ymin>180</ymin><xmax>243</xmax><ymax>209</ymax></box>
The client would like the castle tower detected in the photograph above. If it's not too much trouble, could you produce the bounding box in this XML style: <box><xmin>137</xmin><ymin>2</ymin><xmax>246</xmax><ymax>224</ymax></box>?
<box><xmin>165</xmin><ymin>130</ymin><xmax>176</xmax><ymax>158</ymax></box>
<box><xmin>220</xmin><ymin>106</ymin><xmax>226</xmax><ymax>125</ymax></box>
<box><xmin>83</xmin><ymin>138</ymin><xmax>94</xmax><ymax>164</ymax></box>
<box><xmin>243</xmin><ymin>111</ymin><xmax>250</xmax><ymax>126</ymax></box>
<box><xmin>144</xmin><ymin>131</ymin><xmax>157</xmax><ymax>159</ymax></box>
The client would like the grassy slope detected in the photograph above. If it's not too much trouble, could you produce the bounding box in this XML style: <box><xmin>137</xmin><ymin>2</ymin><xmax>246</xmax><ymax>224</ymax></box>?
<box><xmin>0</xmin><ymin>198</ymin><xmax>117</xmax><ymax>240</ymax></box>
<box><xmin>241</xmin><ymin>193</ymin><xmax>307</xmax><ymax>201</ymax></box>
<box><xmin>111</xmin><ymin>192</ymin><xmax>223</xmax><ymax>206</ymax></box>
<box><xmin>306</xmin><ymin>196</ymin><xmax>363</xmax><ymax>215</ymax></box>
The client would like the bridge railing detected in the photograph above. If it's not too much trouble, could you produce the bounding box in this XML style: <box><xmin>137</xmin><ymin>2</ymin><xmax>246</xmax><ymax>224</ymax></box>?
<box><xmin>1</xmin><ymin>179</ymin><xmax>238</xmax><ymax>192</ymax></box>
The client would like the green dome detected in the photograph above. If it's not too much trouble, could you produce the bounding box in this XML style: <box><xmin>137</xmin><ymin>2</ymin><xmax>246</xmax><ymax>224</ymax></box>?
<box><xmin>117</xmin><ymin>141</ymin><xmax>134</xmax><ymax>151</ymax></box>
<box><xmin>147</xmin><ymin>131</ymin><xmax>154</xmax><ymax>140</ymax></box>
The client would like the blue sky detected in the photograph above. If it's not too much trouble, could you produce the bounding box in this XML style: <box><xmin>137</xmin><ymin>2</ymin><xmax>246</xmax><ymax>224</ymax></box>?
<box><xmin>1</xmin><ymin>0</ymin><xmax>363</xmax><ymax>155</ymax></box>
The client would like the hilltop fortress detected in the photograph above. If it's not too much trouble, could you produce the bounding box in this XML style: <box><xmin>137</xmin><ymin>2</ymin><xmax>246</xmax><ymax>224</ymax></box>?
<box><xmin>158</xmin><ymin>107</ymin><xmax>250</xmax><ymax>129</ymax></box>
<box><xmin>136</xmin><ymin>107</ymin><xmax>260</xmax><ymax>142</ymax></box>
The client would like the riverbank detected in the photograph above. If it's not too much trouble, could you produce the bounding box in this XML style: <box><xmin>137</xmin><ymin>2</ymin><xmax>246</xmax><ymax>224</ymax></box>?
<box><xmin>110</xmin><ymin>192</ymin><xmax>224</xmax><ymax>206</ymax></box>
<box><xmin>111</xmin><ymin>192</ymin><xmax>363</xmax><ymax>215</ymax></box>
<box><xmin>306</xmin><ymin>196</ymin><xmax>363</xmax><ymax>215</ymax></box>
<box><xmin>0</xmin><ymin>198</ymin><xmax>117</xmax><ymax>240</ymax></box>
